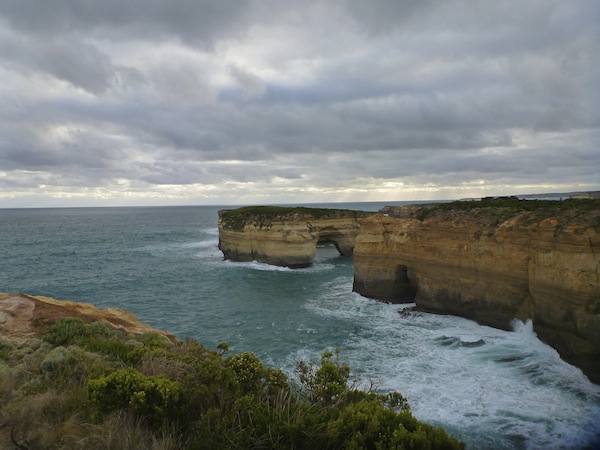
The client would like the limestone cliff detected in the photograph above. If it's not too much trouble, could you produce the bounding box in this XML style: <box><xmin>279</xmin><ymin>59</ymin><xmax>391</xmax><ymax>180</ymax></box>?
<box><xmin>218</xmin><ymin>206</ymin><xmax>372</xmax><ymax>268</ymax></box>
<box><xmin>353</xmin><ymin>199</ymin><xmax>600</xmax><ymax>383</ymax></box>
<box><xmin>0</xmin><ymin>293</ymin><xmax>176</xmax><ymax>342</ymax></box>
<box><xmin>217</xmin><ymin>200</ymin><xmax>600</xmax><ymax>382</ymax></box>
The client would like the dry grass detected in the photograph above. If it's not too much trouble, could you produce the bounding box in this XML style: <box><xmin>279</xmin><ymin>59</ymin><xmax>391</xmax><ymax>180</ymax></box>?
<box><xmin>70</xmin><ymin>411</ymin><xmax>186</xmax><ymax>450</ymax></box>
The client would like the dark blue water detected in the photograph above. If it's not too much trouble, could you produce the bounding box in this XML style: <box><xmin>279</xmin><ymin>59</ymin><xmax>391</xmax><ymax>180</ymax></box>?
<box><xmin>1</xmin><ymin>204</ymin><xmax>599</xmax><ymax>449</ymax></box>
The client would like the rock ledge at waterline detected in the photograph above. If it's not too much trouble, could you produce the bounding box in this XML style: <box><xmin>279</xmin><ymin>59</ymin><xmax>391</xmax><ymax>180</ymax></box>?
<box><xmin>218</xmin><ymin>199</ymin><xmax>600</xmax><ymax>383</ymax></box>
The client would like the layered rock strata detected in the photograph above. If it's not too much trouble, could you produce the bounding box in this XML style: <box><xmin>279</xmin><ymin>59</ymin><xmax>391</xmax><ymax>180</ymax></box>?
<box><xmin>0</xmin><ymin>293</ymin><xmax>176</xmax><ymax>342</ymax></box>
<box><xmin>217</xmin><ymin>201</ymin><xmax>600</xmax><ymax>383</ymax></box>
<box><xmin>218</xmin><ymin>206</ymin><xmax>371</xmax><ymax>268</ymax></box>
<box><xmin>353</xmin><ymin>202</ymin><xmax>600</xmax><ymax>383</ymax></box>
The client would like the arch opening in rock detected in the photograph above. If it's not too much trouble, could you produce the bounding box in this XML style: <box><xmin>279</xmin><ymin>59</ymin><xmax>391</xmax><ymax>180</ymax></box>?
<box><xmin>315</xmin><ymin>238</ymin><xmax>345</xmax><ymax>262</ymax></box>
<box><xmin>316</xmin><ymin>232</ymin><xmax>354</xmax><ymax>257</ymax></box>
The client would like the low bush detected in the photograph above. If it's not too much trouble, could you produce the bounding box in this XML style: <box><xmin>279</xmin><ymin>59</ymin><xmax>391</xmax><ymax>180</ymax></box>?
<box><xmin>43</xmin><ymin>317</ymin><xmax>91</xmax><ymax>346</ymax></box>
<box><xmin>1</xmin><ymin>316</ymin><xmax>464</xmax><ymax>449</ymax></box>
<box><xmin>89</xmin><ymin>367</ymin><xmax>185</xmax><ymax>427</ymax></box>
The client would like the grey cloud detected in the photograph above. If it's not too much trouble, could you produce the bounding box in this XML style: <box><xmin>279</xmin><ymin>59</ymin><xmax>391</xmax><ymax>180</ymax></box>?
<box><xmin>229</xmin><ymin>65</ymin><xmax>266</xmax><ymax>99</ymax></box>
<box><xmin>151</xmin><ymin>63</ymin><xmax>214</xmax><ymax>103</ymax></box>
<box><xmin>132</xmin><ymin>154</ymin><xmax>306</xmax><ymax>186</ymax></box>
<box><xmin>2</xmin><ymin>127</ymin><xmax>125</xmax><ymax>171</ymax></box>
<box><xmin>31</xmin><ymin>37</ymin><xmax>115</xmax><ymax>94</ymax></box>
<box><xmin>0</xmin><ymin>30</ymin><xmax>116</xmax><ymax>93</ymax></box>
<box><xmin>342</xmin><ymin>0</ymin><xmax>436</xmax><ymax>35</ymax></box>
<box><xmin>0</xmin><ymin>0</ymin><xmax>597</xmax><ymax>205</ymax></box>
<box><xmin>0</xmin><ymin>0</ymin><xmax>252</xmax><ymax>46</ymax></box>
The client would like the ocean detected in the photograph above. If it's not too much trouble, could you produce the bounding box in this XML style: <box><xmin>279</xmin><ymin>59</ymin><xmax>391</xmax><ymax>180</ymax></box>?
<box><xmin>1</xmin><ymin>204</ymin><xmax>599</xmax><ymax>449</ymax></box>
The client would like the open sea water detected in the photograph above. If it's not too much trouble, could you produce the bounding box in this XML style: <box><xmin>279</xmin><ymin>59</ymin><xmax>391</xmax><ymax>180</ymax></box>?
<box><xmin>1</xmin><ymin>204</ymin><xmax>599</xmax><ymax>449</ymax></box>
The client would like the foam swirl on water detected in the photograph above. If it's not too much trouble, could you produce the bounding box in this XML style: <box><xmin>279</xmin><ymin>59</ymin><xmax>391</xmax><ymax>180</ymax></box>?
<box><xmin>300</xmin><ymin>287</ymin><xmax>600</xmax><ymax>449</ymax></box>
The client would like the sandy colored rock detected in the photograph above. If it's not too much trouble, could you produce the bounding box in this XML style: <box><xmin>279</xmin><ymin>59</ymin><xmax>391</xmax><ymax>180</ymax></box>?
<box><xmin>0</xmin><ymin>293</ymin><xmax>176</xmax><ymax>342</ymax></box>
<box><xmin>353</xmin><ymin>206</ymin><xmax>600</xmax><ymax>383</ymax></box>
<box><xmin>218</xmin><ymin>207</ymin><xmax>371</xmax><ymax>267</ymax></box>
<box><xmin>221</xmin><ymin>202</ymin><xmax>600</xmax><ymax>382</ymax></box>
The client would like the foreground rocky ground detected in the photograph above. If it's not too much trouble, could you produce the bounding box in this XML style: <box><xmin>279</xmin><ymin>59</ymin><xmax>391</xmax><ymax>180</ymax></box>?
<box><xmin>0</xmin><ymin>293</ymin><xmax>176</xmax><ymax>342</ymax></box>
<box><xmin>0</xmin><ymin>293</ymin><xmax>463</xmax><ymax>449</ymax></box>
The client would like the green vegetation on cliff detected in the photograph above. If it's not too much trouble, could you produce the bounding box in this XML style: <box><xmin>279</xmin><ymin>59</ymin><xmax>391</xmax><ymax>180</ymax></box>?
<box><xmin>414</xmin><ymin>197</ymin><xmax>600</xmax><ymax>223</ymax></box>
<box><xmin>0</xmin><ymin>316</ymin><xmax>463</xmax><ymax>449</ymax></box>
<box><xmin>220</xmin><ymin>206</ymin><xmax>372</xmax><ymax>231</ymax></box>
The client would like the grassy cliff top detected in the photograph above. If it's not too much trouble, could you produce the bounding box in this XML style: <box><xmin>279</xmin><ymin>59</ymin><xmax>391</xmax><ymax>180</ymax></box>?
<box><xmin>219</xmin><ymin>205</ymin><xmax>372</xmax><ymax>230</ymax></box>
<box><xmin>427</xmin><ymin>196</ymin><xmax>599</xmax><ymax>212</ymax></box>
<box><xmin>379</xmin><ymin>197</ymin><xmax>599</xmax><ymax>223</ymax></box>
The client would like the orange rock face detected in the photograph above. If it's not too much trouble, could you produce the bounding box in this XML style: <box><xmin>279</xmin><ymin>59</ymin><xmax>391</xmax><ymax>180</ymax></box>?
<box><xmin>353</xmin><ymin>207</ymin><xmax>600</xmax><ymax>383</ymax></box>
<box><xmin>0</xmin><ymin>293</ymin><xmax>176</xmax><ymax>342</ymax></box>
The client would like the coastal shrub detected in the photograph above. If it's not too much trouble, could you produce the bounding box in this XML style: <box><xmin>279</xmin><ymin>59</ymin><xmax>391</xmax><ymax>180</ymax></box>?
<box><xmin>0</xmin><ymin>338</ymin><xmax>15</xmax><ymax>361</ymax></box>
<box><xmin>1</xmin><ymin>316</ymin><xmax>464</xmax><ymax>449</ymax></box>
<box><xmin>183</xmin><ymin>351</ymin><xmax>239</xmax><ymax>417</ymax></box>
<box><xmin>44</xmin><ymin>317</ymin><xmax>161</xmax><ymax>364</ymax></box>
<box><xmin>138</xmin><ymin>331</ymin><xmax>174</xmax><ymax>350</ymax></box>
<box><xmin>185</xmin><ymin>349</ymin><xmax>461</xmax><ymax>449</ymax></box>
<box><xmin>43</xmin><ymin>317</ymin><xmax>91</xmax><ymax>346</ymax></box>
<box><xmin>89</xmin><ymin>319</ymin><xmax>121</xmax><ymax>339</ymax></box>
<box><xmin>40</xmin><ymin>345</ymin><xmax>114</xmax><ymax>390</ymax></box>
<box><xmin>88</xmin><ymin>367</ymin><xmax>185</xmax><ymax>427</ymax></box>
<box><xmin>226</xmin><ymin>351</ymin><xmax>265</xmax><ymax>393</ymax></box>
<box><xmin>82</xmin><ymin>337</ymin><xmax>134</xmax><ymax>362</ymax></box>
<box><xmin>327</xmin><ymin>400</ymin><xmax>464</xmax><ymax>450</ymax></box>
<box><xmin>40</xmin><ymin>345</ymin><xmax>77</xmax><ymax>375</ymax></box>
<box><xmin>225</xmin><ymin>351</ymin><xmax>288</xmax><ymax>396</ymax></box>
<box><xmin>296</xmin><ymin>348</ymin><xmax>353</xmax><ymax>406</ymax></box>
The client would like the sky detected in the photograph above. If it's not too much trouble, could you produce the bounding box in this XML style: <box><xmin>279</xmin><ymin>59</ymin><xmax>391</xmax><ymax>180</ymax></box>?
<box><xmin>0</xmin><ymin>1</ymin><xmax>599</xmax><ymax>208</ymax></box>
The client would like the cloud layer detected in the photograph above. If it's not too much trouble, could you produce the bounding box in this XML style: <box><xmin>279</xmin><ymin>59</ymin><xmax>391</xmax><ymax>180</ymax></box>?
<box><xmin>1</xmin><ymin>0</ymin><xmax>598</xmax><ymax>206</ymax></box>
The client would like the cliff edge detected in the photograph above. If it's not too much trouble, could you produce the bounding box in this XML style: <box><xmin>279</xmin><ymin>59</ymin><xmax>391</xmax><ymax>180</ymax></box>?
<box><xmin>0</xmin><ymin>292</ymin><xmax>176</xmax><ymax>342</ymax></box>
<box><xmin>353</xmin><ymin>199</ymin><xmax>600</xmax><ymax>383</ymax></box>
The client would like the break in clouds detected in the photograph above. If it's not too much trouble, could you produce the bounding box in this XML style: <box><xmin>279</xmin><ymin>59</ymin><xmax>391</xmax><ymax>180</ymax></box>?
<box><xmin>0</xmin><ymin>0</ymin><xmax>598</xmax><ymax>206</ymax></box>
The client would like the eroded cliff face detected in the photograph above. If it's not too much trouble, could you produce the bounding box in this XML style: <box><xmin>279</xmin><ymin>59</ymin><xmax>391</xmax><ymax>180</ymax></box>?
<box><xmin>217</xmin><ymin>202</ymin><xmax>600</xmax><ymax>382</ymax></box>
<box><xmin>0</xmin><ymin>293</ymin><xmax>176</xmax><ymax>342</ymax></box>
<box><xmin>218</xmin><ymin>206</ymin><xmax>371</xmax><ymax>268</ymax></box>
<box><xmin>353</xmin><ymin>205</ymin><xmax>600</xmax><ymax>383</ymax></box>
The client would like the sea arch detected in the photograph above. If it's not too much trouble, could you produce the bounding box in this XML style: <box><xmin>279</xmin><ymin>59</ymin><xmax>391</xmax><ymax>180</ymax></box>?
<box><xmin>218</xmin><ymin>206</ymin><xmax>372</xmax><ymax>269</ymax></box>
<box><xmin>314</xmin><ymin>230</ymin><xmax>355</xmax><ymax>257</ymax></box>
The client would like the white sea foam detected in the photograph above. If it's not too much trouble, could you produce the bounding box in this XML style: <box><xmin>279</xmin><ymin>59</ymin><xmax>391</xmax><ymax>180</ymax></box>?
<box><xmin>302</xmin><ymin>287</ymin><xmax>600</xmax><ymax>449</ymax></box>
<box><xmin>222</xmin><ymin>259</ymin><xmax>336</xmax><ymax>273</ymax></box>
<box><xmin>139</xmin><ymin>239</ymin><xmax>218</xmax><ymax>254</ymax></box>
<box><xmin>201</xmin><ymin>227</ymin><xmax>219</xmax><ymax>237</ymax></box>
<box><xmin>187</xmin><ymin>240</ymin><xmax>218</xmax><ymax>249</ymax></box>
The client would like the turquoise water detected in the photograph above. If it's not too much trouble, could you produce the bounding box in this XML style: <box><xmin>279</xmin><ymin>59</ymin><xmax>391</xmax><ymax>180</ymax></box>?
<box><xmin>1</xmin><ymin>204</ymin><xmax>599</xmax><ymax>449</ymax></box>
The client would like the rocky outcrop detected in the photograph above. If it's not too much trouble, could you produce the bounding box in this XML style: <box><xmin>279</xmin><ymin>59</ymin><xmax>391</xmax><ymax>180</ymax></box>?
<box><xmin>0</xmin><ymin>293</ymin><xmax>176</xmax><ymax>342</ymax></box>
<box><xmin>218</xmin><ymin>206</ymin><xmax>371</xmax><ymax>268</ymax></box>
<box><xmin>217</xmin><ymin>200</ymin><xmax>600</xmax><ymax>382</ymax></box>
<box><xmin>353</xmin><ymin>201</ymin><xmax>600</xmax><ymax>383</ymax></box>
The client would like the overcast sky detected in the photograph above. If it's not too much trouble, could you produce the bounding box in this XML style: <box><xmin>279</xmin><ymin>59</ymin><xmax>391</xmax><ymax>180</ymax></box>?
<box><xmin>1</xmin><ymin>1</ymin><xmax>598</xmax><ymax>207</ymax></box>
